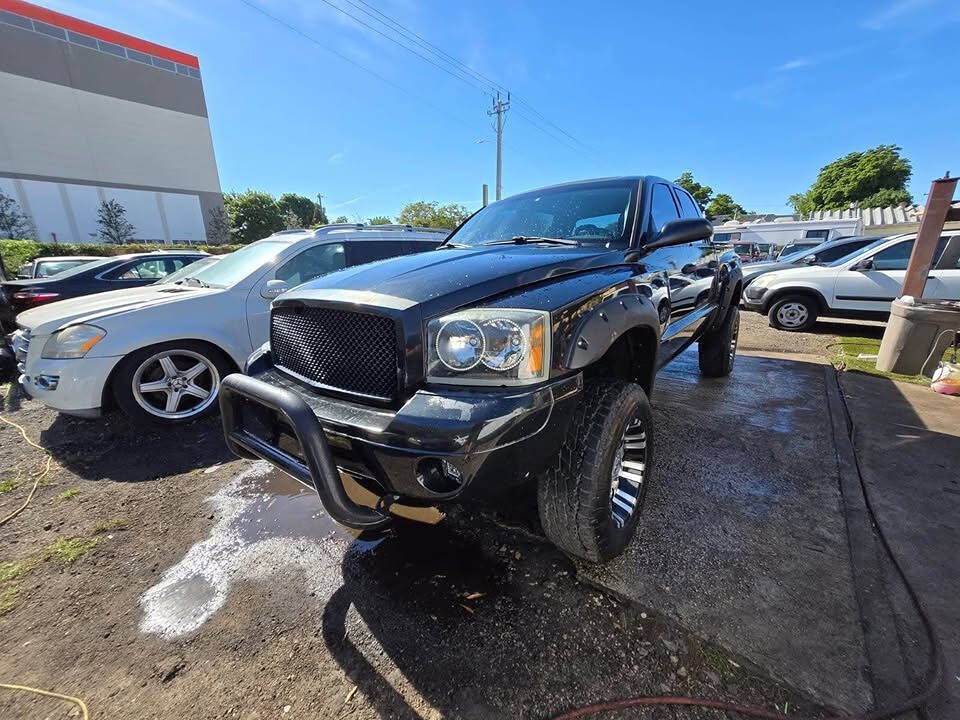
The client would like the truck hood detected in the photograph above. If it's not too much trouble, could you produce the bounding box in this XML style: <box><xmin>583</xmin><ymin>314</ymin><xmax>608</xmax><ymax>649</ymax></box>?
<box><xmin>16</xmin><ymin>284</ymin><xmax>218</xmax><ymax>335</ymax></box>
<box><xmin>283</xmin><ymin>245</ymin><xmax>622</xmax><ymax>315</ymax></box>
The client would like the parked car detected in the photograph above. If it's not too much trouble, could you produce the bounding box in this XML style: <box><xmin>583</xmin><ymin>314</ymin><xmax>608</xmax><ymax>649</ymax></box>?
<box><xmin>13</xmin><ymin>225</ymin><xmax>446</xmax><ymax>423</ymax></box>
<box><xmin>218</xmin><ymin>176</ymin><xmax>743</xmax><ymax>563</ymax></box>
<box><xmin>0</xmin><ymin>251</ymin><xmax>208</xmax><ymax>331</ymax></box>
<box><xmin>16</xmin><ymin>256</ymin><xmax>101</xmax><ymax>279</ymax></box>
<box><xmin>742</xmin><ymin>235</ymin><xmax>880</xmax><ymax>286</ymax></box>
<box><xmin>714</xmin><ymin>218</ymin><xmax>862</xmax><ymax>259</ymax></box>
<box><xmin>743</xmin><ymin>232</ymin><xmax>960</xmax><ymax>331</ymax></box>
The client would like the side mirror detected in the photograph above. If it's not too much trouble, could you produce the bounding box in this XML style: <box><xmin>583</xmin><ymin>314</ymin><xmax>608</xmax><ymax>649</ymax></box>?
<box><xmin>261</xmin><ymin>279</ymin><xmax>289</xmax><ymax>299</ymax></box>
<box><xmin>801</xmin><ymin>254</ymin><xmax>817</xmax><ymax>265</ymax></box>
<box><xmin>852</xmin><ymin>258</ymin><xmax>873</xmax><ymax>271</ymax></box>
<box><xmin>646</xmin><ymin>218</ymin><xmax>713</xmax><ymax>251</ymax></box>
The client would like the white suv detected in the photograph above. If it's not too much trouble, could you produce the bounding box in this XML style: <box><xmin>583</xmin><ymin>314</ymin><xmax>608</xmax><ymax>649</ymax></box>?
<box><xmin>742</xmin><ymin>232</ymin><xmax>960</xmax><ymax>331</ymax></box>
<box><xmin>14</xmin><ymin>225</ymin><xmax>446</xmax><ymax>424</ymax></box>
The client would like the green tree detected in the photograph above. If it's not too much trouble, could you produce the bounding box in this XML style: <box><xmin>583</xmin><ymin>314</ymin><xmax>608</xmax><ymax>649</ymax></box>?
<box><xmin>367</xmin><ymin>215</ymin><xmax>392</xmax><ymax>225</ymax></box>
<box><xmin>224</xmin><ymin>190</ymin><xmax>284</xmax><ymax>244</ymax></box>
<box><xmin>0</xmin><ymin>190</ymin><xmax>33</xmax><ymax>239</ymax></box>
<box><xmin>396</xmin><ymin>201</ymin><xmax>470</xmax><ymax>229</ymax></box>
<box><xmin>804</xmin><ymin>144</ymin><xmax>912</xmax><ymax>210</ymax></box>
<box><xmin>97</xmin><ymin>199</ymin><xmax>136</xmax><ymax>243</ymax></box>
<box><xmin>786</xmin><ymin>192</ymin><xmax>815</xmax><ymax>216</ymax></box>
<box><xmin>705</xmin><ymin>193</ymin><xmax>747</xmax><ymax>220</ymax></box>
<box><xmin>675</xmin><ymin>172</ymin><xmax>713</xmax><ymax>208</ymax></box>
<box><xmin>333</xmin><ymin>215</ymin><xmax>350</xmax><ymax>224</ymax></box>
<box><xmin>277</xmin><ymin>193</ymin><xmax>317</xmax><ymax>229</ymax></box>
<box><xmin>859</xmin><ymin>187</ymin><xmax>913</xmax><ymax>208</ymax></box>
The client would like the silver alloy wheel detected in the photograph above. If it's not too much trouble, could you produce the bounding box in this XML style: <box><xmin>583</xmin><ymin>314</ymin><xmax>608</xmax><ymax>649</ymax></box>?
<box><xmin>132</xmin><ymin>349</ymin><xmax>220</xmax><ymax>420</ymax></box>
<box><xmin>776</xmin><ymin>302</ymin><xmax>809</xmax><ymax>329</ymax></box>
<box><xmin>609</xmin><ymin>415</ymin><xmax>647</xmax><ymax>529</ymax></box>
<box><xmin>729</xmin><ymin>310</ymin><xmax>740</xmax><ymax>365</ymax></box>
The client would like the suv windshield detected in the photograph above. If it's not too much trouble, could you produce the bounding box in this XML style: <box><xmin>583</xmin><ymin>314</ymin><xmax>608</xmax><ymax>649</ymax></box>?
<box><xmin>448</xmin><ymin>182</ymin><xmax>634</xmax><ymax>248</ymax></box>
<box><xmin>169</xmin><ymin>241</ymin><xmax>288</xmax><ymax>288</ymax></box>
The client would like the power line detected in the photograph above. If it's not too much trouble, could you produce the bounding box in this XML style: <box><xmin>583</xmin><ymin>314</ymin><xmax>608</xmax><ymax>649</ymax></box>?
<box><xmin>236</xmin><ymin>0</ymin><xmax>480</xmax><ymax>132</ymax></box>
<box><xmin>347</xmin><ymin>0</ymin><xmax>593</xmax><ymax>153</ymax></box>
<box><xmin>321</xmin><ymin>0</ymin><xmax>594</xmax><ymax>155</ymax></box>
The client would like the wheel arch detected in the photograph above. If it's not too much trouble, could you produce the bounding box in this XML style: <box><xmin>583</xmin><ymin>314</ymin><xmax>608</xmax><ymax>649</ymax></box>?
<box><xmin>763</xmin><ymin>285</ymin><xmax>828</xmax><ymax>313</ymax></box>
<box><xmin>563</xmin><ymin>294</ymin><xmax>660</xmax><ymax>397</ymax></box>
<box><xmin>101</xmin><ymin>337</ymin><xmax>241</xmax><ymax>412</ymax></box>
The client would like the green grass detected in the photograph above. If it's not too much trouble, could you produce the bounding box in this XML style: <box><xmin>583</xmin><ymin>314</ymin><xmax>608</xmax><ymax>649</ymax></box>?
<box><xmin>44</xmin><ymin>537</ymin><xmax>97</xmax><ymax>564</ymax></box>
<box><xmin>831</xmin><ymin>335</ymin><xmax>954</xmax><ymax>386</ymax></box>
<box><xmin>0</xmin><ymin>475</ymin><xmax>15</xmax><ymax>495</ymax></box>
<box><xmin>93</xmin><ymin>518</ymin><xmax>127</xmax><ymax>534</ymax></box>
<box><xmin>0</xmin><ymin>586</ymin><xmax>18</xmax><ymax>616</ymax></box>
<box><xmin>57</xmin><ymin>487</ymin><xmax>79</xmax><ymax>500</ymax></box>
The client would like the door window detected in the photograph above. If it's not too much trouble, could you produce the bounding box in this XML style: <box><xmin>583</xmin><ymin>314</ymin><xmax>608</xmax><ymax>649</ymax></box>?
<box><xmin>805</xmin><ymin>229</ymin><xmax>830</xmax><ymax>240</ymax></box>
<box><xmin>650</xmin><ymin>184</ymin><xmax>680</xmax><ymax>231</ymax></box>
<box><xmin>345</xmin><ymin>241</ymin><xmax>407</xmax><ymax>266</ymax></box>
<box><xmin>817</xmin><ymin>239</ymin><xmax>873</xmax><ymax>262</ymax></box>
<box><xmin>275</xmin><ymin>243</ymin><xmax>345</xmax><ymax>286</ymax></box>
<box><xmin>115</xmin><ymin>258</ymin><xmax>170</xmax><ymax>280</ymax></box>
<box><xmin>675</xmin><ymin>189</ymin><xmax>701</xmax><ymax>218</ymax></box>
<box><xmin>871</xmin><ymin>240</ymin><xmax>914</xmax><ymax>271</ymax></box>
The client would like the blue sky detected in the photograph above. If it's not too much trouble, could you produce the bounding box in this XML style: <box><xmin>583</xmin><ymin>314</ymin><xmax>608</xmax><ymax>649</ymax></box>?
<box><xmin>41</xmin><ymin>0</ymin><xmax>960</xmax><ymax>219</ymax></box>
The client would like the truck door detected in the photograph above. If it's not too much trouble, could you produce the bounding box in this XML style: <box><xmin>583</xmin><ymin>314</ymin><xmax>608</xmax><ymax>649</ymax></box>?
<box><xmin>642</xmin><ymin>183</ymin><xmax>718</xmax><ymax>364</ymax></box>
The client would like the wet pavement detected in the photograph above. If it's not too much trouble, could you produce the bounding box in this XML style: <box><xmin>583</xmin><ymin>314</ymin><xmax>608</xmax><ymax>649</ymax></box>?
<box><xmin>131</xmin><ymin>348</ymin><xmax>870</xmax><ymax>716</ymax></box>
<box><xmin>580</xmin><ymin>350</ymin><xmax>873</xmax><ymax>711</ymax></box>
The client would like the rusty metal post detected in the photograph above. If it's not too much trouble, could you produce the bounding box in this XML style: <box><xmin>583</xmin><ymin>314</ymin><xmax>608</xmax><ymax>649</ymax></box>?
<box><xmin>900</xmin><ymin>174</ymin><xmax>957</xmax><ymax>298</ymax></box>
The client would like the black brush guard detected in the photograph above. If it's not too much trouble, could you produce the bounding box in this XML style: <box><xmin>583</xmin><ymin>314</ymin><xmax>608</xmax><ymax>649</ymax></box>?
<box><xmin>219</xmin><ymin>373</ymin><xmax>391</xmax><ymax>531</ymax></box>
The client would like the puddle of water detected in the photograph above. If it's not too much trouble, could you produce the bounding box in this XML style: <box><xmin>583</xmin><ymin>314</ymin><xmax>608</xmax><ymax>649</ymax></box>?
<box><xmin>139</xmin><ymin>461</ymin><xmax>444</xmax><ymax>639</ymax></box>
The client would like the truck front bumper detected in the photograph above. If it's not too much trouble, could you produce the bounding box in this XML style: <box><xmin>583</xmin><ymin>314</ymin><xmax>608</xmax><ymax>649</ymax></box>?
<box><xmin>219</xmin><ymin>369</ymin><xmax>582</xmax><ymax>530</ymax></box>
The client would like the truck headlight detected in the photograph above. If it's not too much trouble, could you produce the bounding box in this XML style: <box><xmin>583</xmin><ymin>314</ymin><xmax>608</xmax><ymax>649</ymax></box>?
<box><xmin>41</xmin><ymin>324</ymin><xmax>106</xmax><ymax>359</ymax></box>
<box><xmin>427</xmin><ymin>309</ymin><xmax>550</xmax><ymax>385</ymax></box>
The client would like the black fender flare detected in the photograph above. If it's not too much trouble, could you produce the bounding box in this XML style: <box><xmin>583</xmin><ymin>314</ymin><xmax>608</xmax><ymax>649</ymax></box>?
<box><xmin>563</xmin><ymin>293</ymin><xmax>660</xmax><ymax>371</ymax></box>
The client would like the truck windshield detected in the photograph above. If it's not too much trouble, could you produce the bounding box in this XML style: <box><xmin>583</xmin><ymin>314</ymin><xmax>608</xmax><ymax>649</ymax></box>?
<box><xmin>448</xmin><ymin>183</ymin><xmax>634</xmax><ymax>248</ymax></box>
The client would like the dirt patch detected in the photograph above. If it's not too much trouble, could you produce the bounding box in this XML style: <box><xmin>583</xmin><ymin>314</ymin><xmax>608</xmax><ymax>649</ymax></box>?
<box><xmin>0</xmin><ymin>388</ymin><xmax>821</xmax><ymax>719</ymax></box>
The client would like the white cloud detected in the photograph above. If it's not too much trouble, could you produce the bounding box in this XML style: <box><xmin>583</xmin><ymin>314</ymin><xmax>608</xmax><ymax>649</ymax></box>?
<box><xmin>862</xmin><ymin>0</ymin><xmax>938</xmax><ymax>30</ymax></box>
<box><xmin>327</xmin><ymin>151</ymin><xmax>345</xmax><ymax>165</ymax></box>
<box><xmin>776</xmin><ymin>57</ymin><xmax>812</xmax><ymax>72</ymax></box>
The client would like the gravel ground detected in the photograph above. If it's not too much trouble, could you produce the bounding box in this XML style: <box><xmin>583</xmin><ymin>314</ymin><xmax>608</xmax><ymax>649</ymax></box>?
<box><xmin>737</xmin><ymin>309</ymin><xmax>885</xmax><ymax>358</ymax></box>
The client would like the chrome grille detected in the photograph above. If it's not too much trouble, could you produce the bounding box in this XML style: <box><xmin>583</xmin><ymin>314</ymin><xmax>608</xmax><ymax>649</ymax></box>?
<box><xmin>271</xmin><ymin>306</ymin><xmax>399</xmax><ymax>401</ymax></box>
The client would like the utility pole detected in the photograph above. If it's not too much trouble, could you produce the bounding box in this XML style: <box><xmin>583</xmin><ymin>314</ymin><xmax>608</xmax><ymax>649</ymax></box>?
<box><xmin>487</xmin><ymin>91</ymin><xmax>510</xmax><ymax>201</ymax></box>
<box><xmin>316</xmin><ymin>193</ymin><xmax>326</xmax><ymax>225</ymax></box>
<box><xmin>482</xmin><ymin>184</ymin><xmax>489</xmax><ymax>207</ymax></box>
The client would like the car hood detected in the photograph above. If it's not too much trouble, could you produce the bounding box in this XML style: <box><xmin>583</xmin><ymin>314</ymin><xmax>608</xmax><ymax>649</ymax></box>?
<box><xmin>283</xmin><ymin>245</ymin><xmax>623</xmax><ymax>315</ymax></box>
<box><xmin>755</xmin><ymin>264</ymin><xmax>837</xmax><ymax>285</ymax></box>
<box><xmin>16</xmin><ymin>284</ymin><xmax>219</xmax><ymax>335</ymax></box>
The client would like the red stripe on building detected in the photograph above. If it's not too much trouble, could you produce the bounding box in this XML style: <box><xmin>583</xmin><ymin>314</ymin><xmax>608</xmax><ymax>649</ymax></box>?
<box><xmin>0</xmin><ymin>0</ymin><xmax>200</xmax><ymax>68</ymax></box>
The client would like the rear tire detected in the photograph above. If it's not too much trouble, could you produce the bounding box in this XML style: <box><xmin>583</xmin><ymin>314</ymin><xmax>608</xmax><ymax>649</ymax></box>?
<box><xmin>112</xmin><ymin>341</ymin><xmax>233</xmax><ymax>426</ymax></box>
<box><xmin>537</xmin><ymin>379</ymin><xmax>653</xmax><ymax>563</ymax></box>
<box><xmin>698</xmin><ymin>305</ymin><xmax>739</xmax><ymax>377</ymax></box>
<box><xmin>768</xmin><ymin>295</ymin><xmax>818</xmax><ymax>331</ymax></box>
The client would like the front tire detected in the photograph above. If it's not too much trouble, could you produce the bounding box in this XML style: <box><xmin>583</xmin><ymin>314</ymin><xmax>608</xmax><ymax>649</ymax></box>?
<box><xmin>538</xmin><ymin>380</ymin><xmax>653</xmax><ymax>563</ymax></box>
<box><xmin>768</xmin><ymin>295</ymin><xmax>818</xmax><ymax>331</ymax></box>
<box><xmin>112</xmin><ymin>341</ymin><xmax>232</xmax><ymax>425</ymax></box>
<box><xmin>699</xmin><ymin>305</ymin><xmax>739</xmax><ymax>377</ymax></box>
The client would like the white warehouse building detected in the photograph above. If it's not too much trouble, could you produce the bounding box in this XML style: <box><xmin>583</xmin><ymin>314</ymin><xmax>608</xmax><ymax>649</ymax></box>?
<box><xmin>0</xmin><ymin>0</ymin><xmax>224</xmax><ymax>244</ymax></box>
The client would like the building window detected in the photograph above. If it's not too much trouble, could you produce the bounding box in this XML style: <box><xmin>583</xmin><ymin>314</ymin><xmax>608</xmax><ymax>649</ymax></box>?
<box><xmin>97</xmin><ymin>39</ymin><xmax>126</xmax><ymax>57</ymax></box>
<box><xmin>67</xmin><ymin>30</ymin><xmax>98</xmax><ymax>48</ymax></box>
<box><xmin>33</xmin><ymin>21</ymin><xmax>66</xmax><ymax>40</ymax></box>
<box><xmin>0</xmin><ymin>10</ymin><xmax>33</xmax><ymax>29</ymax></box>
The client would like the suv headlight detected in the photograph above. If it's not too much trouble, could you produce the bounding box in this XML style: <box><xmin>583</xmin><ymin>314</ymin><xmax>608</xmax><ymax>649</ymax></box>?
<box><xmin>41</xmin><ymin>324</ymin><xmax>106</xmax><ymax>359</ymax></box>
<box><xmin>426</xmin><ymin>309</ymin><xmax>550</xmax><ymax>386</ymax></box>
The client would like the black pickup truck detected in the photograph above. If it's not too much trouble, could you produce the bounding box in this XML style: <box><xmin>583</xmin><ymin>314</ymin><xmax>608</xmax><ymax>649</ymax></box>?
<box><xmin>220</xmin><ymin>177</ymin><xmax>742</xmax><ymax>562</ymax></box>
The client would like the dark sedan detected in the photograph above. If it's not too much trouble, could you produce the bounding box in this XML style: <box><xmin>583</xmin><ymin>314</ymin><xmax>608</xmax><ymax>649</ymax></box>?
<box><xmin>0</xmin><ymin>251</ymin><xmax>207</xmax><ymax>331</ymax></box>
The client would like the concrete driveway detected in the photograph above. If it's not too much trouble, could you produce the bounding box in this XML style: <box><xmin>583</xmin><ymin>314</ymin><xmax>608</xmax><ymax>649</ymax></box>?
<box><xmin>581</xmin><ymin>351</ymin><xmax>872</xmax><ymax>711</ymax></box>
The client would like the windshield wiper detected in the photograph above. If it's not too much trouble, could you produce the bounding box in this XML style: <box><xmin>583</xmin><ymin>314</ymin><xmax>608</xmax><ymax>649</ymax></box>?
<box><xmin>438</xmin><ymin>241</ymin><xmax>470</xmax><ymax>248</ymax></box>
<box><xmin>175</xmin><ymin>276</ymin><xmax>210</xmax><ymax>288</ymax></box>
<box><xmin>482</xmin><ymin>236</ymin><xmax>580</xmax><ymax>246</ymax></box>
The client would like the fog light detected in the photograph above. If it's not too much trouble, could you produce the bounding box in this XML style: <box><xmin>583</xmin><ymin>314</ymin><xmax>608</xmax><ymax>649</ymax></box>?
<box><xmin>35</xmin><ymin>374</ymin><xmax>59</xmax><ymax>391</ymax></box>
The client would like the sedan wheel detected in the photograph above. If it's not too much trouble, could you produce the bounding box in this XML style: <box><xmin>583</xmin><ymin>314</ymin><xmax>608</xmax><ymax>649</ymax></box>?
<box><xmin>768</xmin><ymin>295</ymin><xmax>818</xmax><ymax>332</ymax></box>
<box><xmin>132</xmin><ymin>349</ymin><xmax>220</xmax><ymax>420</ymax></box>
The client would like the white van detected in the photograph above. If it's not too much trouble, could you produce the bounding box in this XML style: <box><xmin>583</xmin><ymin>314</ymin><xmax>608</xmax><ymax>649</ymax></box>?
<box><xmin>714</xmin><ymin>218</ymin><xmax>864</xmax><ymax>262</ymax></box>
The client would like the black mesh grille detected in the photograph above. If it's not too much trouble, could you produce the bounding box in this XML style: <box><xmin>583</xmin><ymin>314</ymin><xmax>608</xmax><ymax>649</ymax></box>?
<box><xmin>271</xmin><ymin>306</ymin><xmax>399</xmax><ymax>401</ymax></box>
